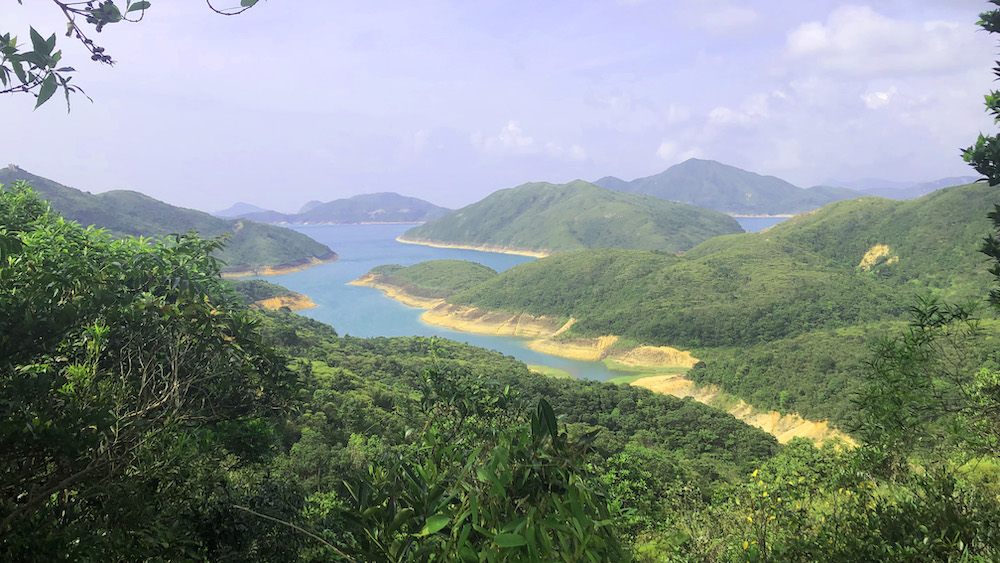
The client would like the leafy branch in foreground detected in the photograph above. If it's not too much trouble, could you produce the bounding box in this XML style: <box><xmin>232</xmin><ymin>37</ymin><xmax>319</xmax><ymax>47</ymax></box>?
<box><xmin>2</xmin><ymin>0</ymin><xmax>264</xmax><ymax>110</ymax></box>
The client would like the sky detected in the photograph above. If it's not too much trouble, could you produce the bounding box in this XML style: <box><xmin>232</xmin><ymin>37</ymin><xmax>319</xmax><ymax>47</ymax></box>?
<box><xmin>0</xmin><ymin>0</ymin><xmax>997</xmax><ymax>212</ymax></box>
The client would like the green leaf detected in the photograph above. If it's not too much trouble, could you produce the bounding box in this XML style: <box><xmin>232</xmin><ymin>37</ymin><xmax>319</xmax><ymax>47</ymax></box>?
<box><xmin>35</xmin><ymin>74</ymin><xmax>57</xmax><ymax>109</ymax></box>
<box><xmin>418</xmin><ymin>514</ymin><xmax>450</xmax><ymax>536</ymax></box>
<box><xmin>241</xmin><ymin>0</ymin><xmax>260</xmax><ymax>6</ymax></box>
<box><xmin>494</xmin><ymin>533</ymin><xmax>527</xmax><ymax>548</ymax></box>
<box><xmin>128</xmin><ymin>1</ymin><xmax>151</xmax><ymax>12</ymax></box>
<box><xmin>29</xmin><ymin>27</ymin><xmax>47</xmax><ymax>56</ymax></box>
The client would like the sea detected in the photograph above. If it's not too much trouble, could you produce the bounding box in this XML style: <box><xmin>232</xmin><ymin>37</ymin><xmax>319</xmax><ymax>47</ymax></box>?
<box><xmin>257</xmin><ymin>217</ymin><xmax>785</xmax><ymax>381</ymax></box>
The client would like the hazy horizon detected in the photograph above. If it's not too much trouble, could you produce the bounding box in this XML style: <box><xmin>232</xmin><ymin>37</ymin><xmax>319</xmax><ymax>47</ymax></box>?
<box><xmin>1</xmin><ymin>1</ymin><xmax>994</xmax><ymax>213</ymax></box>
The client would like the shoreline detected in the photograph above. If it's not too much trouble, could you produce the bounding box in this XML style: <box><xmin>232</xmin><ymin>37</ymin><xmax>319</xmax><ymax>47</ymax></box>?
<box><xmin>395</xmin><ymin>236</ymin><xmax>552</xmax><ymax>258</ymax></box>
<box><xmin>729</xmin><ymin>213</ymin><xmax>795</xmax><ymax>218</ymax></box>
<box><xmin>348</xmin><ymin>274</ymin><xmax>447</xmax><ymax>309</ymax></box>
<box><xmin>352</xmin><ymin>274</ymin><xmax>854</xmax><ymax>446</ymax></box>
<box><xmin>221</xmin><ymin>252</ymin><xmax>339</xmax><ymax>278</ymax></box>
<box><xmin>250</xmin><ymin>292</ymin><xmax>318</xmax><ymax>312</ymax></box>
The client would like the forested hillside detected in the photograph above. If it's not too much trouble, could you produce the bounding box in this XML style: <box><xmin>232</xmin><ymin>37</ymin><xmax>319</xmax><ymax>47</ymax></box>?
<box><xmin>358</xmin><ymin>182</ymin><xmax>998</xmax><ymax>428</ymax></box>
<box><xmin>0</xmin><ymin>166</ymin><xmax>337</xmax><ymax>274</ymax></box>
<box><xmin>401</xmin><ymin>179</ymin><xmax>744</xmax><ymax>254</ymax></box>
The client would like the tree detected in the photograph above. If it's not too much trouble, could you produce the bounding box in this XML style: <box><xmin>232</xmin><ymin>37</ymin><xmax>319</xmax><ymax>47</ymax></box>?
<box><xmin>0</xmin><ymin>182</ymin><xmax>297</xmax><ymax>559</ymax></box>
<box><xmin>1</xmin><ymin>0</ymin><xmax>263</xmax><ymax>110</ymax></box>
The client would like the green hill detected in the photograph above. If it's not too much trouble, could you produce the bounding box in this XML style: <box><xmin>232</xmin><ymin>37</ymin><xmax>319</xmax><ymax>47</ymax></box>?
<box><xmin>367</xmin><ymin>182</ymin><xmax>999</xmax><ymax>427</ymax></box>
<box><xmin>450</xmin><ymin>184</ymin><xmax>994</xmax><ymax>346</ymax></box>
<box><xmin>365</xmin><ymin>260</ymin><xmax>498</xmax><ymax>299</ymax></box>
<box><xmin>241</xmin><ymin>192</ymin><xmax>450</xmax><ymax>224</ymax></box>
<box><xmin>597</xmin><ymin>158</ymin><xmax>866</xmax><ymax>215</ymax></box>
<box><xmin>0</xmin><ymin>166</ymin><xmax>337</xmax><ymax>274</ymax></box>
<box><xmin>213</xmin><ymin>201</ymin><xmax>271</xmax><ymax>218</ymax></box>
<box><xmin>400</xmin><ymin>179</ymin><xmax>744</xmax><ymax>254</ymax></box>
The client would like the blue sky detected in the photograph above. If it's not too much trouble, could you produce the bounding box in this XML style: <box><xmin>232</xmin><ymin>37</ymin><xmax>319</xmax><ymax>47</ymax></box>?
<box><xmin>0</xmin><ymin>1</ymin><xmax>996</xmax><ymax>212</ymax></box>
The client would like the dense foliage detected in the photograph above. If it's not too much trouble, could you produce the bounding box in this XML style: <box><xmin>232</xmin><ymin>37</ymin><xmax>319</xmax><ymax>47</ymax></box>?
<box><xmin>0</xmin><ymin>182</ymin><xmax>298</xmax><ymax>559</ymax></box>
<box><xmin>402</xmin><ymin>179</ymin><xmax>744</xmax><ymax>254</ymax></box>
<box><xmin>230</xmin><ymin>279</ymin><xmax>295</xmax><ymax>304</ymax></box>
<box><xmin>0</xmin><ymin>167</ymin><xmax>337</xmax><ymax>274</ymax></box>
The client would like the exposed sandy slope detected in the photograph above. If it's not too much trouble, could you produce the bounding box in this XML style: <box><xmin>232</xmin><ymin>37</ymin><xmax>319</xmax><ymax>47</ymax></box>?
<box><xmin>250</xmin><ymin>292</ymin><xmax>317</xmax><ymax>312</ymax></box>
<box><xmin>421</xmin><ymin>303</ymin><xmax>567</xmax><ymax>338</ymax></box>
<box><xmin>631</xmin><ymin>375</ymin><xmax>856</xmax><ymax>447</ymax></box>
<box><xmin>396</xmin><ymin>236</ymin><xmax>551</xmax><ymax>258</ymax></box>
<box><xmin>353</xmin><ymin>276</ymin><xmax>856</xmax><ymax>446</ymax></box>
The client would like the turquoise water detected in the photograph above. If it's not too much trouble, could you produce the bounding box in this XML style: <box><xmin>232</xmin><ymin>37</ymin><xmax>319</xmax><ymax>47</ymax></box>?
<box><xmin>259</xmin><ymin>217</ymin><xmax>780</xmax><ymax>381</ymax></box>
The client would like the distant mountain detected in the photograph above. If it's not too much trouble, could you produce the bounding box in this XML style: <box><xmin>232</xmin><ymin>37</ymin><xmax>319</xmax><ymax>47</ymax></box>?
<box><xmin>847</xmin><ymin>176</ymin><xmax>980</xmax><ymax>200</ymax></box>
<box><xmin>0</xmin><ymin>165</ymin><xmax>337</xmax><ymax>275</ymax></box>
<box><xmin>240</xmin><ymin>192</ymin><xmax>449</xmax><ymax>225</ymax></box>
<box><xmin>400</xmin><ymin>179</ymin><xmax>744</xmax><ymax>255</ymax></box>
<box><xmin>214</xmin><ymin>201</ymin><xmax>271</xmax><ymax>218</ymax></box>
<box><xmin>299</xmin><ymin>200</ymin><xmax>324</xmax><ymax>213</ymax></box>
<box><xmin>596</xmin><ymin>159</ymin><xmax>866</xmax><ymax>215</ymax></box>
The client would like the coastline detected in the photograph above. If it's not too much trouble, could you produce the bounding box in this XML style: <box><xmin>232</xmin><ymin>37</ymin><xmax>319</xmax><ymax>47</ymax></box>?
<box><xmin>729</xmin><ymin>213</ymin><xmax>795</xmax><ymax>218</ymax></box>
<box><xmin>353</xmin><ymin>274</ymin><xmax>855</xmax><ymax>446</ymax></box>
<box><xmin>221</xmin><ymin>252</ymin><xmax>339</xmax><ymax>278</ymax></box>
<box><xmin>250</xmin><ymin>292</ymin><xmax>318</xmax><ymax>312</ymax></box>
<box><xmin>348</xmin><ymin>274</ymin><xmax>447</xmax><ymax>309</ymax></box>
<box><xmin>395</xmin><ymin>236</ymin><xmax>552</xmax><ymax>258</ymax></box>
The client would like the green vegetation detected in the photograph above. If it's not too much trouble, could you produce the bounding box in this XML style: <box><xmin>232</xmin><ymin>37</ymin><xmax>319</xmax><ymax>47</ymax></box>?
<box><xmin>596</xmin><ymin>158</ymin><xmax>866</xmax><ymax>215</ymax></box>
<box><xmin>367</xmin><ymin>259</ymin><xmax>498</xmax><ymax>299</ymax></box>
<box><xmin>353</xmin><ymin>181</ymin><xmax>997</xmax><ymax>430</ymax></box>
<box><xmin>0</xmin><ymin>167</ymin><xmax>336</xmax><ymax>274</ymax></box>
<box><xmin>402</xmin><ymin>179</ymin><xmax>744</xmax><ymax>254</ymax></box>
<box><xmin>229</xmin><ymin>279</ymin><xmax>293</xmax><ymax>304</ymax></box>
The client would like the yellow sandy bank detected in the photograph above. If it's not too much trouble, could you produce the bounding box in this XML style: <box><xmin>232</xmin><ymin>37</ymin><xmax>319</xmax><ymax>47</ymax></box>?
<box><xmin>396</xmin><ymin>236</ymin><xmax>552</xmax><ymax>258</ymax></box>
<box><xmin>222</xmin><ymin>254</ymin><xmax>339</xmax><ymax>278</ymax></box>
<box><xmin>631</xmin><ymin>374</ymin><xmax>856</xmax><ymax>447</ymax></box>
<box><xmin>348</xmin><ymin>274</ymin><xmax>448</xmax><ymax>309</ymax></box>
<box><xmin>351</xmin><ymin>277</ymin><xmax>855</xmax><ymax>446</ymax></box>
<box><xmin>421</xmin><ymin>303</ymin><xmax>568</xmax><ymax>338</ymax></box>
<box><xmin>250</xmin><ymin>292</ymin><xmax>317</xmax><ymax>312</ymax></box>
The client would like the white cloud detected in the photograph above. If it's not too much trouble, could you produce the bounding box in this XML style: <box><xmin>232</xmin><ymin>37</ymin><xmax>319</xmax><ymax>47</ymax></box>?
<box><xmin>861</xmin><ymin>87</ymin><xmax>897</xmax><ymax>109</ymax></box>
<box><xmin>656</xmin><ymin>140</ymin><xmax>700</xmax><ymax>163</ymax></box>
<box><xmin>786</xmin><ymin>5</ymin><xmax>985</xmax><ymax>76</ymax></box>
<box><xmin>707</xmin><ymin>91</ymin><xmax>783</xmax><ymax>126</ymax></box>
<box><xmin>472</xmin><ymin>121</ymin><xmax>586</xmax><ymax>161</ymax></box>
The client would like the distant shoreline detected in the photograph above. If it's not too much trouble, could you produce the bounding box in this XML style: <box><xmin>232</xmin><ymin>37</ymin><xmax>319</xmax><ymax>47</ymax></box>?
<box><xmin>395</xmin><ymin>236</ymin><xmax>551</xmax><ymax>258</ymax></box>
<box><xmin>729</xmin><ymin>213</ymin><xmax>795</xmax><ymax>218</ymax></box>
<box><xmin>263</xmin><ymin>221</ymin><xmax>428</xmax><ymax>226</ymax></box>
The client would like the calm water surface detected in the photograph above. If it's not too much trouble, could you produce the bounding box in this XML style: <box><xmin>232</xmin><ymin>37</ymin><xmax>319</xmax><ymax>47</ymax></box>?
<box><xmin>259</xmin><ymin>217</ymin><xmax>784</xmax><ymax>381</ymax></box>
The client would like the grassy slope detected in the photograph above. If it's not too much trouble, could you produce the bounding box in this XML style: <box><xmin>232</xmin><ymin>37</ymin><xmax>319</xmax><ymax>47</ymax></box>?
<box><xmin>402</xmin><ymin>180</ymin><xmax>744</xmax><ymax>253</ymax></box>
<box><xmin>607</xmin><ymin>158</ymin><xmax>866</xmax><ymax>215</ymax></box>
<box><xmin>0</xmin><ymin>167</ymin><xmax>335</xmax><ymax>272</ymax></box>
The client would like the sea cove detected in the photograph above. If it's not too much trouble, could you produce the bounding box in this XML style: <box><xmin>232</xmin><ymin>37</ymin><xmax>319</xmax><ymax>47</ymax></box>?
<box><xmin>259</xmin><ymin>217</ymin><xmax>785</xmax><ymax>381</ymax></box>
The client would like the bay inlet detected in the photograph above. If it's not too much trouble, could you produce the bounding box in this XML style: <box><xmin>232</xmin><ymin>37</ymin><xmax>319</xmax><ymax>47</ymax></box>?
<box><xmin>258</xmin><ymin>217</ymin><xmax>784</xmax><ymax>381</ymax></box>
